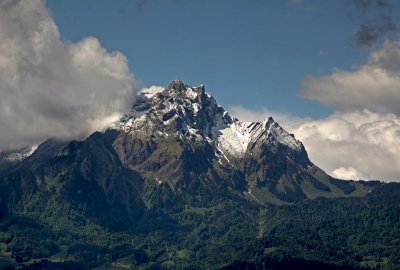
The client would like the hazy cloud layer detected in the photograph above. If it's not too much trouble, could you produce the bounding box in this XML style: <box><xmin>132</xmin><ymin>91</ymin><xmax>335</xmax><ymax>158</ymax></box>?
<box><xmin>230</xmin><ymin>107</ymin><xmax>400</xmax><ymax>182</ymax></box>
<box><xmin>0</xmin><ymin>0</ymin><xmax>136</xmax><ymax>150</ymax></box>
<box><xmin>302</xmin><ymin>40</ymin><xmax>400</xmax><ymax>114</ymax></box>
<box><xmin>351</xmin><ymin>0</ymin><xmax>397</xmax><ymax>48</ymax></box>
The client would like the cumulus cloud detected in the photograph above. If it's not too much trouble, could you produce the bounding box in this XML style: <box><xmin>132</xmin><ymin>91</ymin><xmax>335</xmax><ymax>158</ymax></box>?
<box><xmin>0</xmin><ymin>0</ymin><xmax>136</xmax><ymax>150</ymax></box>
<box><xmin>230</xmin><ymin>107</ymin><xmax>400</xmax><ymax>182</ymax></box>
<box><xmin>293</xmin><ymin>110</ymin><xmax>400</xmax><ymax>181</ymax></box>
<box><xmin>302</xmin><ymin>40</ymin><xmax>400</xmax><ymax>115</ymax></box>
<box><xmin>331</xmin><ymin>167</ymin><xmax>365</xmax><ymax>180</ymax></box>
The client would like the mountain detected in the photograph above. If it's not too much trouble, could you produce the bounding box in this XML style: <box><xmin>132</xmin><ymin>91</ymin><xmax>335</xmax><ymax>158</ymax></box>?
<box><xmin>107</xmin><ymin>79</ymin><xmax>367</xmax><ymax>204</ymax></box>
<box><xmin>0</xmin><ymin>80</ymin><xmax>398</xmax><ymax>270</ymax></box>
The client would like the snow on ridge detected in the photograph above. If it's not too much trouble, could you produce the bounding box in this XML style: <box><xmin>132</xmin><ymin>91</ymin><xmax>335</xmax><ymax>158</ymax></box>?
<box><xmin>214</xmin><ymin>117</ymin><xmax>303</xmax><ymax>158</ymax></box>
<box><xmin>215</xmin><ymin>120</ymin><xmax>253</xmax><ymax>157</ymax></box>
<box><xmin>109</xmin><ymin>81</ymin><xmax>303</xmax><ymax>158</ymax></box>
<box><xmin>265</xmin><ymin>120</ymin><xmax>302</xmax><ymax>151</ymax></box>
<box><xmin>4</xmin><ymin>145</ymin><xmax>38</xmax><ymax>162</ymax></box>
<box><xmin>186</xmin><ymin>88</ymin><xmax>198</xmax><ymax>100</ymax></box>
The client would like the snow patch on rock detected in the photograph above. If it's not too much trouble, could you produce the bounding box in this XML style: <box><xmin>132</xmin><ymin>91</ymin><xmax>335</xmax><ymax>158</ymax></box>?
<box><xmin>4</xmin><ymin>145</ymin><xmax>38</xmax><ymax>162</ymax></box>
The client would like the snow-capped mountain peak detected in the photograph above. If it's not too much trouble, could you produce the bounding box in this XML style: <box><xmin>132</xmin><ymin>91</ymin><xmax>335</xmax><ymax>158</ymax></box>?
<box><xmin>110</xmin><ymin>80</ymin><xmax>303</xmax><ymax>160</ymax></box>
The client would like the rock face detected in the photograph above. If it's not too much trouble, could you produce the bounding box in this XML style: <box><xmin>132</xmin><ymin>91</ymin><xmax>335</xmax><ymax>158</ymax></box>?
<box><xmin>105</xmin><ymin>80</ymin><xmax>363</xmax><ymax>204</ymax></box>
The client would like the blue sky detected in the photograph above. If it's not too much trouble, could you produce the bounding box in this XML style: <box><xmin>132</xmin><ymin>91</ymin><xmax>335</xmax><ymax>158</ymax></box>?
<box><xmin>45</xmin><ymin>0</ymin><xmax>391</xmax><ymax>118</ymax></box>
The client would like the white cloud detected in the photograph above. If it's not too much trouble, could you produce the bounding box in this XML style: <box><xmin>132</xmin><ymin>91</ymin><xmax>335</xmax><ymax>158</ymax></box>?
<box><xmin>0</xmin><ymin>0</ymin><xmax>136</xmax><ymax>150</ymax></box>
<box><xmin>230</xmin><ymin>106</ymin><xmax>400</xmax><ymax>182</ymax></box>
<box><xmin>331</xmin><ymin>167</ymin><xmax>365</xmax><ymax>180</ymax></box>
<box><xmin>301</xmin><ymin>40</ymin><xmax>400</xmax><ymax>115</ymax></box>
<box><xmin>293</xmin><ymin>110</ymin><xmax>400</xmax><ymax>182</ymax></box>
<box><xmin>140</xmin><ymin>85</ymin><xmax>165</xmax><ymax>96</ymax></box>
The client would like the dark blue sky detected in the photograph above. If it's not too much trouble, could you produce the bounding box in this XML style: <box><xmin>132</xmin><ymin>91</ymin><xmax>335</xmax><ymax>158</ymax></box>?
<box><xmin>46</xmin><ymin>0</ymin><xmax>398</xmax><ymax>118</ymax></box>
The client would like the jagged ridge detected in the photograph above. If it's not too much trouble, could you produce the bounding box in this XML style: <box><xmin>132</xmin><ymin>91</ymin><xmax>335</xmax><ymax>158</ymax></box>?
<box><xmin>107</xmin><ymin>80</ymin><xmax>367</xmax><ymax>203</ymax></box>
<box><xmin>110</xmin><ymin>80</ymin><xmax>303</xmax><ymax>163</ymax></box>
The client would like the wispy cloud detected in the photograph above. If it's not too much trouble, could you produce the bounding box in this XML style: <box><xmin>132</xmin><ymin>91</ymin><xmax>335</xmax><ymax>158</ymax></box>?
<box><xmin>350</xmin><ymin>0</ymin><xmax>398</xmax><ymax>48</ymax></box>
<box><xmin>317</xmin><ymin>49</ymin><xmax>327</xmax><ymax>56</ymax></box>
